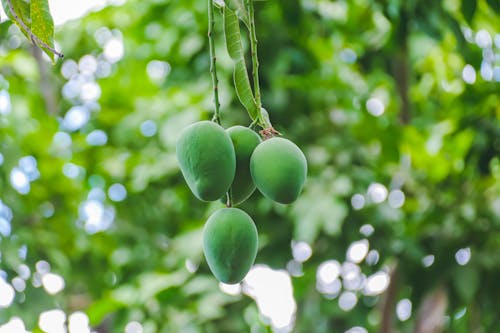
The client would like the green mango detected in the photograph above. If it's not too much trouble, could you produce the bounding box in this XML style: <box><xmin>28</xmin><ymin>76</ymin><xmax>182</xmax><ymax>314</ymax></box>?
<box><xmin>203</xmin><ymin>208</ymin><xmax>258</xmax><ymax>284</ymax></box>
<box><xmin>226</xmin><ymin>126</ymin><xmax>261</xmax><ymax>205</ymax></box>
<box><xmin>250</xmin><ymin>137</ymin><xmax>307</xmax><ymax>204</ymax></box>
<box><xmin>176</xmin><ymin>121</ymin><xmax>236</xmax><ymax>201</ymax></box>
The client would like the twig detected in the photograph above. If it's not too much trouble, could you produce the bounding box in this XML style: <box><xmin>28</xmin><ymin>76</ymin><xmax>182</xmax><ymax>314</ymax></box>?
<box><xmin>413</xmin><ymin>286</ymin><xmax>448</xmax><ymax>333</ymax></box>
<box><xmin>5</xmin><ymin>0</ymin><xmax>64</xmax><ymax>59</ymax></box>
<box><xmin>208</xmin><ymin>0</ymin><xmax>221</xmax><ymax>124</ymax></box>
<box><xmin>246</xmin><ymin>0</ymin><xmax>273</xmax><ymax>131</ymax></box>
<box><xmin>32</xmin><ymin>45</ymin><xmax>59</xmax><ymax>115</ymax></box>
<box><xmin>378</xmin><ymin>264</ymin><xmax>399</xmax><ymax>333</ymax></box>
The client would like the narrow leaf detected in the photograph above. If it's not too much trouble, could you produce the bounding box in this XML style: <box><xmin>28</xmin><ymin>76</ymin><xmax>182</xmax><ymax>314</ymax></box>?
<box><xmin>31</xmin><ymin>0</ymin><xmax>55</xmax><ymax>62</ymax></box>
<box><xmin>226</xmin><ymin>0</ymin><xmax>249</xmax><ymax>28</ymax></box>
<box><xmin>223</xmin><ymin>6</ymin><xmax>259</xmax><ymax>120</ymax></box>
<box><xmin>224</xmin><ymin>6</ymin><xmax>243</xmax><ymax>60</ymax></box>
<box><xmin>461</xmin><ymin>0</ymin><xmax>477</xmax><ymax>23</ymax></box>
<box><xmin>234</xmin><ymin>59</ymin><xmax>259</xmax><ymax>120</ymax></box>
<box><xmin>486</xmin><ymin>0</ymin><xmax>500</xmax><ymax>12</ymax></box>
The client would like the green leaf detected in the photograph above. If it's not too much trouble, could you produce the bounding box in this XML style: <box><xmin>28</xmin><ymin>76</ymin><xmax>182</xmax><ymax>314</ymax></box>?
<box><xmin>1</xmin><ymin>0</ymin><xmax>31</xmax><ymax>39</ymax></box>
<box><xmin>224</xmin><ymin>5</ymin><xmax>243</xmax><ymax>60</ymax></box>
<box><xmin>234</xmin><ymin>59</ymin><xmax>259</xmax><ymax>120</ymax></box>
<box><xmin>226</xmin><ymin>0</ymin><xmax>249</xmax><ymax>28</ymax></box>
<box><xmin>30</xmin><ymin>0</ymin><xmax>55</xmax><ymax>62</ymax></box>
<box><xmin>486</xmin><ymin>0</ymin><xmax>500</xmax><ymax>12</ymax></box>
<box><xmin>223</xmin><ymin>6</ymin><xmax>259</xmax><ymax>121</ymax></box>
<box><xmin>461</xmin><ymin>0</ymin><xmax>477</xmax><ymax>23</ymax></box>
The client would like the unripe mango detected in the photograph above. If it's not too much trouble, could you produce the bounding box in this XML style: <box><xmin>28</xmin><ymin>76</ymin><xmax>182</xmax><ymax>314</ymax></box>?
<box><xmin>203</xmin><ymin>208</ymin><xmax>258</xmax><ymax>284</ymax></box>
<box><xmin>250</xmin><ymin>137</ymin><xmax>307</xmax><ymax>204</ymax></box>
<box><xmin>176</xmin><ymin>121</ymin><xmax>236</xmax><ymax>201</ymax></box>
<box><xmin>226</xmin><ymin>126</ymin><xmax>261</xmax><ymax>205</ymax></box>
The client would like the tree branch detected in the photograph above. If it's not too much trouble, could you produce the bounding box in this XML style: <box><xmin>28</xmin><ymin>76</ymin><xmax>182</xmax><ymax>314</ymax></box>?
<box><xmin>208</xmin><ymin>0</ymin><xmax>221</xmax><ymax>124</ymax></box>
<box><xmin>378</xmin><ymin>264</ymin><xmax>399</xmax><ymax>333</ymax></box>
<box><xmin>32</xmin><ymin>45</ymin><xmax>59</xmax><ymax>115</ymax></box>
<box><xmin>413</xmin><ymin>286</ymin><xmax>448</xmax><ymax>333</ymax></box>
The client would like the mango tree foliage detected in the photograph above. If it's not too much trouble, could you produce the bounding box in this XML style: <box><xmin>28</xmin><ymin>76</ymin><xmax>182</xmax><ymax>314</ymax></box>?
<box><xmin>0</xmin><ymin>0</ymin><xmax>499</xmax><ymax>332</ymax></box>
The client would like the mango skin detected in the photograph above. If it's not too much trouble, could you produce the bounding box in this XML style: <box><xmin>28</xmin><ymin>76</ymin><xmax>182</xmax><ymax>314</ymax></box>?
<box><xmin>250</xmin><ymin>137</ymin><xmax>307</xmax><ymax>204</ymax></box>
<box><xmin>226</xmin><ymin>126</ymin><xmax>261</xmax><ymax>205</ymax></box>
<box><xmin>176</xmin><ymin>121</ymin><xmax>236</xmax><ymax>201</ymax></box>
<box><xmin>203</xmin><ymin>208</ymin><xmax>258</xmax><ymax>284</ymax></box>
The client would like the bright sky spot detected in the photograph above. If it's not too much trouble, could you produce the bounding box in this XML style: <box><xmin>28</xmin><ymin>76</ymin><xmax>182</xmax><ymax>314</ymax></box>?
<box><xmin>0</xmin><ymin>90</ymin><xmax>12</xmax><ymax>115</ymax></box>
<box><xmin>317</xmin><ymin>276</ymin><xmax>342</xmax><ymax>297</ymax></box>
<box><xmin>63</xmin><ymin>106</ymin><xmax>90</xmax><ymax>132</ymax></box>
<box><xmin>16</xmin><ymin>264</ymin><xmax>31</xmax><ymax>280</ymax></box>
<box><xmin>36</xmin><ymin>260</ymin><xmax>51</xmax><ymax>274</ymax></box>
<box><xmin>86</xmin><ymin>130</ymin><xmax>108</xmax><ymax>146</ymax></box>
<box><xmin>0</xmin><ymin>278</ymin><xmax>15</xmax><ymax>308</ymax></box>
<box><xmin>396</xmin><ymin>298</ymin><xmax>412</xmax><ymax>321</ymax></box>
<box><xmin>366</xmin><ymin>97</ymin><xmax>385</xmax><ymax>117</ymax></box>
<box><xmin>475</xmin><ymin>29</ymin><xmax>492</xmax><ymax>48</ymax></box>
<box><xmin>286</xmin><ymin>260</ymin><xmax>304</xmax><ymax>277</ymax></box>
<box><xmin>79</xmin><ymin>55</ymin><xmax>98</xmax><ymax>75</ymax></box>
<box><xmin>346</xmin><ymin>239</ymin><xmax>369</xmax><ymax>264</ymax></box>
<box><xmin>146</xmin><ymin>60</ymin><xmax>171</xmax><ymax>84</ymax></box>
<box><xmin>11</xmin><ymin>277</ymin><xmax>26</xmax><ymax>293</ymax></box>
<box><xmin>244</xmin><ymin>265</ymin><xmax>296</xmax><ymax>331</ymax></box>
<box><xmin>68</xmin><ymin>312</ymin><xmax>91</xmax><ymax>333</ymax></box>
<box><xmin>0</xmin><ymin>217</ymin><xmax>11</xmax><ymax>237</ymax></box>
<box><xmin>338</xmin><ymin>291</ymin><xmax>357</xmax><ymax>311</ymax></box>
<box><xmin>317</xmin><ymin>260</ymin><xmax>341</xmax><ymax>284</ymax></box>
<box><xmin>366</xmin><ymin>250</ymin><xmax>380</xmax><ymax>266</ymax></box>
<box><xmin>341</xmin><ymin>262</ymin><xmax>361</xmax><ymax>281</ymax></box>
<box><xmin>462</xmin><ymin>64</ymin><xmax>476</xmax><ymax>84</ymax></box>
<box><xmin>184</xmin><ymin>259</ymin><xmax>198</xmax><ymax>273</ymax></box>
<box><xmin>455</xmin><ymin>247</ymin><xmax>471</xmax><ymax>266</ymax></box>
<box><xmin>351</xmin><ymin>193</ymin><xmax>365</xmax><ymax>210</ymax></box>
<box><xmin>388</xmin><ymin>189</ymin><xmax>405</xmax><ymax>208</ymax></box>
<box><xmin>140</xmin><ymin>120</ymin><xmax>158</xmax><ymax>137</ymax></box>
<box><xmin>0</xmin><ymin>317</ymin><xmax>30</xmax><ymax>333</ymax></box>
<box><xmin>367</xmin><ymin>183</ymin><xmax>388</xmax><ymax>204</ymax></box>
<box><xmin>104</xmin><ymin>38</ymin><xmax>125</xmax><ymax>63</ymax></box>
<box><xmin>50</xmin><ymin>0</ymin><xmax>126</xmax><ymax>26</ymax></box>
<box><xmin>359</xmin><ymin>224</ymin><xmax>374</xmax><ymax>237</ymax></box>
<box><xmin>10</xmin><ymin>168</ymin><xmax>30</xmax><ymax>195</ymax></box>
<box><xmin>292</xmin><ymin>241</ymin><xmax>312</xmax><ymax>262</ymax></box>
<box><xmin>80</xmin><ymin>200</ymin><xmax>115</xmax><ymax>233</ymax></box>
<box><xmin>422</xmin><ymin>254</ymin><xmax>435</xmax><ymax>267</ymax></box>
<box><xmin>345</xmin><ymin>327</ymin><xmax>368</xmax><ymax>333</ymax></box>
<box><xmin>219</xmin><ymin>282</ymin><xmax>242</xmax><ymax>296</ymax></box>
<box><xmin>480</xmin><ymin>61</ymin><xmax>493</xmax><ymax>81</ymax></box>
<box><xmin>125</xmin><ymin>321</ymin><xmax>143</xmax><ymax>333</ymax></box>
<box><xmin>63</xmin><ymin>163</ymin><xmax>84</xmax><ymax>179</ymax></box>
<box><xmin>42</xmin><ymin>273</ymin><xmax>65</xmax><ymax>295</ymax></box>
<box><xmin>108</xmin><ymin>183</ymin><xmax>127</xmax><ymax>202</ymax></box>
<box><xmin>39</xmin><ymin>309</ymin><xmax>66</xmax><ymax>333</ymax></box>
<box><xmin>364</xmin><ymin>271</ymin><xmax>390</xmax><ymax>296</ymax></box>
<box><xmin>0</xmin><ymin>0</ymin><xmax>126</xmax><ymax>25</ymax></box>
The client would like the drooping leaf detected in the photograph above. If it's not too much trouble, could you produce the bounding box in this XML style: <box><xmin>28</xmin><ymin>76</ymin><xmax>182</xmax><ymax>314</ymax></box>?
<box><xmin>223</xmin><ymin>6</ymin><xmax>259</xmax><ymax>121</ymax></box>
<box><xmin>234</xmin><ymin>58</ymin><xmax>259</xmax><ymax>120</ymax></box>
<box><xmin>30</xmin><ymin>0</ymin><xmax>55</xmax><ymax>62</ymax></box>
<box><xmin>486</xmin><ymin>0</ymin><xmax>500</xmax><ymax>12</ymax></box>
<box><xmin>226</xmin><ymin>0</ymin><xmax>249</xmax><ymax>28</ymax></box>
<box><xmin>461</xmin><ymin>0</ymin><xmax>477</xmax><ymax>23</ymax></box>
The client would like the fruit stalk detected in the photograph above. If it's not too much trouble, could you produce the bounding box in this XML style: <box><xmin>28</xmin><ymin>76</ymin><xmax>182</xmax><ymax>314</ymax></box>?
<box><xmin>208</xmin><ymin>0</ymin><xmax>221</xmax><ymax>124</ymax></box>
<box><xmin>246</xmin><ymin>0</ymin><xmax>272</xmax><ymax>130</ymax></box>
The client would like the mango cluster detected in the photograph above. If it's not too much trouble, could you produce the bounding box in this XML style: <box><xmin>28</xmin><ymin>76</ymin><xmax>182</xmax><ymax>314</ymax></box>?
<box><xmin>176</xmin><ymin>120</ymin><xmax>307</xmax><ymax>283</ymax></box>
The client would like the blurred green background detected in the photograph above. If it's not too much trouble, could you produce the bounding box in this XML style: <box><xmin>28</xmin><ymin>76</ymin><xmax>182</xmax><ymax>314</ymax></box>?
<box><xmin>0</xmin><ymin>0</ymin><xmax>499</xmax><ymax>332</ymax></box>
